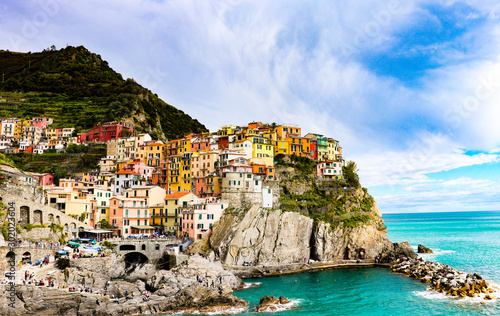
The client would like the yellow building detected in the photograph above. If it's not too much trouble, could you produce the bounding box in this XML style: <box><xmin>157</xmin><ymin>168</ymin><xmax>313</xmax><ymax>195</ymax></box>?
<box><xmin>164</xmin><ymin>192</ymin><xmax>196</xmax><ymax>235</ymax></box>
<box><xmin>168</xmin><ymin>155</ymin><xmax>181</xmax><ymax>193</ymax></box>
<box><xmin>247</xmin><ymin>135</ymin><xmax>275</xmax><ymax>166</ymax></box>
<box><xmin>217</xmin><ymin>125</ymin><xmax>237</xmax><ymax>136</ymax></box>
<box><xmin>274</xmin><ymin>139</ymin><xmax>290</xmax><ymax>155</ymax></box>
<box><xmin>142</xmin><ymin>141</ymin><xmax>167</xmax><ymax>167</ymax></box>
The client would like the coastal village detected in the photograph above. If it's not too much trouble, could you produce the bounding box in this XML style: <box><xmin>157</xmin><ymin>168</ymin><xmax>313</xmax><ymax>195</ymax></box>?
<box><xmin>0</xmin><ymin>117</ymin><xmax>344</xmax><ymax>240</ymax></box>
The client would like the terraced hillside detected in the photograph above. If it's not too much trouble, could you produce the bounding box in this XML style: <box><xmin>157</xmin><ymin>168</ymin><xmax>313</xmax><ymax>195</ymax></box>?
<box><xmin>0</xmin><ymin>46</ymin><xmax>207</xmax><ymax>139</ymax></box>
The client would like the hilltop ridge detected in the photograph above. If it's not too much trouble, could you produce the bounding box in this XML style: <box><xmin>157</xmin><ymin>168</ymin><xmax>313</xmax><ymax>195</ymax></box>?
<box><xmin>0</xmin><ymin>45</ymin><xmax>207</xmax><ymax>140</ymax></box>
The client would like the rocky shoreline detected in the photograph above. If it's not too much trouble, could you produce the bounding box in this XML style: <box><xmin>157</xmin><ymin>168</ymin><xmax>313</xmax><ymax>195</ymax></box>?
<box><xmin>0</xmin><ymin>255</ymin><xmax>247</xmax><ymax>316</ymax></box>
<box><xmin>391</xmin><ymin>257</ymin><xmax>498</xmax><ymax>300</ymax></box>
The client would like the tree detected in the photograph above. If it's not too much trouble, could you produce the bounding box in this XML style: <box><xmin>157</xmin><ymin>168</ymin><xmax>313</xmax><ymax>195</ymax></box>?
<box><xmin>98</xmin><ymin>219</ymin><xmax>114</xmax><ymax>229</ymax></box>
<box><xmin>342</xmin><ymin>160</ymin><xmax>360</xmax><ymax>188</ymax></box>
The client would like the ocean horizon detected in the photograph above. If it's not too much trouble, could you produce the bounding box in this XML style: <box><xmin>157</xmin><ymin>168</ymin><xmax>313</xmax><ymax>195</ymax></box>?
<box><xmin>179</xmin><ymin>210</ymin><xmax>500</xmax><ymax>315</ymax></box>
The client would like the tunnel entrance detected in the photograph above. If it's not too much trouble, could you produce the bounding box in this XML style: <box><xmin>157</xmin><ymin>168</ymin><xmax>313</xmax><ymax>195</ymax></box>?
<box><xmin>123</xmin><ymin>252</ymin><xmax>149</xmax><ymax>271</ymax></box>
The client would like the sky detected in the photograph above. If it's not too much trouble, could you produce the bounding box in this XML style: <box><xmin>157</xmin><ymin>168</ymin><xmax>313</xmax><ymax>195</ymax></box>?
<box><xmin>2</xmin><ymin>0</ymin><xmax>500</xmax><ymax>213</ymax></box>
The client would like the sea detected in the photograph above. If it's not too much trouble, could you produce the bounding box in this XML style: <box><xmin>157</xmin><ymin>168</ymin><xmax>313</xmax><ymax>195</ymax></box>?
<box><xmin>179</xmin><ymin>211</ymin><xmax>500</xmax><ymax>315</ymax></box>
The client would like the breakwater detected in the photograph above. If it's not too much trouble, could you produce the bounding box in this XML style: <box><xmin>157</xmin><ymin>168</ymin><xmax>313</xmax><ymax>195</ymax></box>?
<box><xmin>392</xmin><ymin>258</ymin><xmax>497</xmax><ymax>300</ymax></box>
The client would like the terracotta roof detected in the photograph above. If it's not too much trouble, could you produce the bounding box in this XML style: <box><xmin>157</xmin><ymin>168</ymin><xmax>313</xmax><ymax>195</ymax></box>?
<box><xmin>115</xmin><ymin>170</ymin><xmax>140</xmax><ymax>175</ymax></box>
<box><xmin>165</xmin><ymin>192</ymin><xmax>191</xmax><ymax>200</ymax></box>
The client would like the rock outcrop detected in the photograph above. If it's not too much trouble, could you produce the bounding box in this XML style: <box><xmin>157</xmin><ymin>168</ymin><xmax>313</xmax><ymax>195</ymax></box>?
<box><xmin>392</xmin><ymin>258</ymin><xmax>497</xmax><ymax>300</ymax></box>
<box><xmin>380</xmin><ymin>241</ymin><xmax>418</xmax><ymax>263</ymax></box>
<box><xmin>312</xmin><ymin>221</ymin><xmax>392</xmax><ymax>261</ymax></box>
<box><xmin>209</xmin><ymin>206</ymin><xmax>314</xmax><ymax>266</ymax></box>
<box><xmin>207</xmin><ymin>204</ymin><xmax>394</xmax><ymax>266</ymax></box>
<box><xmin>417</xmin><ymin>244</ymin><xmax>433</xmax><ymax>253</ymax></box>
<box><xmin>255</xmin><ymin>295</ymin><xmax>290</xmax><ymax>312</ymax></box>
<box><xmin>0</xmin><ymin>255</ymin><xmax>247</xmax><ymax>315</ymax></box>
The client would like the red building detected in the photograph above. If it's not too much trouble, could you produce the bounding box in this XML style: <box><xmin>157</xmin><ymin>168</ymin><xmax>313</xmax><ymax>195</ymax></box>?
<box><xmin>309</xmin><ymin>139</ymin><xmax>318</xmax><ymax>160</ymax></box>
<box><xmin>80</xmin><ymin>122</ymin><xmax>134</xmax><ymax>143</ymax></box>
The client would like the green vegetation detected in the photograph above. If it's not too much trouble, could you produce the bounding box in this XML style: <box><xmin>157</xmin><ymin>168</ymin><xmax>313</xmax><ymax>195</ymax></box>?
<box><xmin>25</xmin><ymin>223</ymin><xmax>34</xmax><ymax>231</ymax></box>
<box><xmin>99</xmin><ymin>240</ymin><xmax>115</xmax><ymax>249</ymax></box>
<box><xmin>55</xmin><ymin>257</ymin><xmax>70</xmax><ymax>270</ymax></box>
<box><xmin>49</xmin><ymin>223</ymin><xmax>64</xmax><ymax>233</ymax></box>
<box><xmin>0</xmin><ymin>46</ymin><xmax>208</xmax><ymax>139</ymax></box>
<box><xmin>342</xmin><ymin>161</ymin><xmax>361</xmax><ymax>189</ymax></box>
<box><xmin>278</xmin><ymin>156</ymin><xmax>374</xmax><ymax>228</ymax></box>
<box><xmin>6</xmin><ymin>143</ymin><xmax>106</xmax><ymax>178</ymax></box>
<box><xmin>98</xmin><ymin>219</ymin><xmax>114</xmax><ymax>229</ymax></box>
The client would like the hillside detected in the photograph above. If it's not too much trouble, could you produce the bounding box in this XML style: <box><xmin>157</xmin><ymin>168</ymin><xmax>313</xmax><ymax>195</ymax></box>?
<box><xmin>0</xmin><ymin>46</ymin><xmax>207</xmax><ymax>139</ymax></box>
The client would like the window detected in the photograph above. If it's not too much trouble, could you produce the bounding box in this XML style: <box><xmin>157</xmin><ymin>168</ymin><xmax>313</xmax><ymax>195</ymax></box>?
<box><xmin>247</xmin><ymin>174</ymin><xmax>251</xmax><ymax>178</ymax></box>
<box><xmin>126</xmin><ymin>209</ymin><xmax>129</xmax><ymax>217</ymax></box>
<box><xmin>137</xmin><ymin>210</ymin><xmax>140</xmax><ymax>217</ymax></box>
<box><xmin>113</xmin><ymin>210</ymin><xmax>116</xmax><ymax>215</ymax></box>
<box><xmin>199</xmin><ymin>214</ymin><xmax>202</xmax><ymax>220</ymax></box>
<box><xmin>101</xmin><ymin>209</ymin><xmax>106</xmax><ymax>214</ymax></box>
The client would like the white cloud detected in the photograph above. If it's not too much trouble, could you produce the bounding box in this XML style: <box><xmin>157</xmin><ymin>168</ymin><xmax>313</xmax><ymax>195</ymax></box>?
<box><xmin>2</xmin><ymin>0</ymin><xmax>500</xmax><ymax>213</ymax></box>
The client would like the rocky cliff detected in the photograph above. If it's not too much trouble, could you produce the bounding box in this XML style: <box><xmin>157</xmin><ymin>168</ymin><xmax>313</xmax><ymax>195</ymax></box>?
<box><xmin>199</xmin><ymin>157</ymin><xmax>396</xmax><ymax>266</ymax></box>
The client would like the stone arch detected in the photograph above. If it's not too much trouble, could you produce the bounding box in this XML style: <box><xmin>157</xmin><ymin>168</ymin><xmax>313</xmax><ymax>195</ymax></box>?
<box><xmin>78</xmin><ymin>226</ymin><xmax>84</xmax><ymax>232</ymax></box>
<box><xmin>70</xmin><ymin>222</ymin><xmax>76</xmax><ymax>230</ymax></box>
<box><xmin>48</xmin><ymin>213</ymin><xmax>54</xmax><ymax>223</ymax></box>
<box><xmin>20</xmin><ymin>206</ymin><xmax>30</xmax><ymax>226</ymax></box>
<box><xmin>119</xmin><ymin>244</ymin><xmax>136</xmax><ymax>251</ymax></box>
<box><xmin>6</xmin><ymin>251</ymin><xmax>15</xmax><ymax>260</ymax></box>
<box><xmin>123</xmin><ymin>252</ymin><xmax>149</xmax><ymax>269</ymax></box>
<box><xmin>155</xmin><ymin>244</ymin><xmax>160</xmax><ymax>250</ymax></box>
<box><xmin>56</xmin><ymin>215</ymin><xmax>61</xmax><ymax>224</ymax></box>
<box><xmin>33</xmin><ymin>210</ymin><xmax>43</xmax><ymax>225</ymax></box>
<box><xmin>141</xmin><ymin>244</ymin><xmax>146</xmax><ymax>251</ymax></box>
<box><xmin>22</xmin><ymin>251</ymin><xmax>31</xmax><ymax>262</ymax></box>
<box><xmin>64</xmin><ymin>223</ymin><xmax>69</xmax><ymax>233</ymax></box>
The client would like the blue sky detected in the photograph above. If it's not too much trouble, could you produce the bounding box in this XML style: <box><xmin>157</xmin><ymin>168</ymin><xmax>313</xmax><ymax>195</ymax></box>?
<box><xmin>2</xmin><ymin>0</ymin><xmax>500</xmax><ymax>213</ymax></box>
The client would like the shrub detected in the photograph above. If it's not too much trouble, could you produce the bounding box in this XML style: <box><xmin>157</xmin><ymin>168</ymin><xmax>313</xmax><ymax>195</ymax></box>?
<box><xmin>25</xmin><ymin>223</ymin><xmax>34</xmax><ymax>231</ymax></box>
<box><xmin>55</xmin><ymin>258</ymin><xmax>70</xmax><ymax>270</ymax></box>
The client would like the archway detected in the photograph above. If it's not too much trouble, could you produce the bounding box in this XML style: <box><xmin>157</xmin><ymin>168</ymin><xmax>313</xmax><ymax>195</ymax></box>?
<box><xmin>6</xmin><ymin>251</ymin><xmax>15</xmax><ymax>261</ymax></box>
<box><xmin>33</xmin><ymin>210</ymin><xmax>43</xmax><ymax>225</ymax></box>
<box><xmin>56</xmin><ymin>215</ymin><xmax>61</xmax><ymax>224</ymax></box>
<box><xmin>20</xmin><ymin>206</ymin><xmax>30</xmax><ymax>226</ymax></box>
<box><xmin>22</xmin><ymin>251</ymin><xmax>31</xmax><ymax>263</ymax></box>
<box><xmin>48</xmin><ymin>213</ymin><xmax>54</xmax><ymax>223</ymax></box>
<box><xmin>64</xmin><ymin>223</ymin><xmax>69</xmax><ymax>233</ymax></box>
<box><xmin>123</xmin><ymin>252</ymin><xmax>149</xmax><ymax>270</ymax></box>
<box><xmin>141</xmin><ymin>244</ymin><xmax>146</xmax><ymax>251</ymax></box>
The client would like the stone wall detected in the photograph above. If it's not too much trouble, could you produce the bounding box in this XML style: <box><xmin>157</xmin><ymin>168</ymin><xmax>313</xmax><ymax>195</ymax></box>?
<box><xmin>0</xmin><ymin>192</ymin><xmax>92</xmax><ymax>235</ymax></box>
<box><xmin>222</xmin><ymin>180</ymin><xmax>281</xmax><ymax>210</ymax></box>
<box><xmin>20</xmin><ymin>228</ymin><xmax>58</xmax><ymax>242</ymax></box>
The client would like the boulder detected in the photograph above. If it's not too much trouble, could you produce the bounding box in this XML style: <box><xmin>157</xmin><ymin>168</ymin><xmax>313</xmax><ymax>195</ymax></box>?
<box><xmin>255</xmin><ymin>295</ymin><xmax>290</xmax><ymax>312</ymax></box>
<box><xmin>417</xmin><ymin>244</ymin><xmax>433</xmax><ymax>253</ymax></box>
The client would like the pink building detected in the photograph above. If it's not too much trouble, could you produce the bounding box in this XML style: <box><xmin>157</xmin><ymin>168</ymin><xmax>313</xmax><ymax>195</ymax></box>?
<box><xmin>181</xmin><ymin>198</ymin><xmax>227</xmax><ymax>240</ymax></box>
<box><xmin>121</xmin><ymin>160</ymin><xmax>155</xmax><ymax>181</ymax></box>
<box><xmin>190</xmin><ymin>136</ymin><xmax>210</xmax><ymax>152</ymax></box>
<box><xmin>31</xmin><ymin>117</ymin><xmax>52</xmax><ymax>129</ymax></box>
<box><xmin>39</xmin><ymin>173</ymin><xmax>54</xmax><ymax>186</ymax></box>
<box><xmin>316</xmin><ymin>161</ymin><xmax>343</xmax><ymax>180</ymax></box>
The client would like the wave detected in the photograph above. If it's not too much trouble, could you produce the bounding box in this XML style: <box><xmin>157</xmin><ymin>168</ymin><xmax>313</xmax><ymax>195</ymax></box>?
<box><xmin>255</xmin><ymin>299</ymin><xmax>302</xmax><ymax>313</ymax></box>
<box><xmin>243</xmin><ymin>282</ymin><xmax>262</xmax><ymax>289</ymax></box>
<box><xmin>171</xmin><ymin>306</ymin><xmax>248</xmax><ymax>315</ymax></box>
<box><xmin>414</xmin><ymin>283</ymin><xmax>500</xmax><ymax>305</ymax></box>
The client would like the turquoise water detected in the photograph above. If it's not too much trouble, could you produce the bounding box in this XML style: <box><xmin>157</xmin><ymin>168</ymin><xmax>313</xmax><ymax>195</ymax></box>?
<box><xmin>187</xmin><ymin>211</ymin><xmax>500</xmax><ymax>315</ymax></box>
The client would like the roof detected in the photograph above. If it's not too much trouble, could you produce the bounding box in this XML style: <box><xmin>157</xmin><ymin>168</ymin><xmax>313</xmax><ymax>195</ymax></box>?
<box><xmin>115</xmin><ymin>170</ymin><xmax>140</xmax><ymax>175</ymax></box>
<box><xmin>165</xmin><ymin>192</ymin><xmax>191</xmax><ymax>200</ymax></box>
